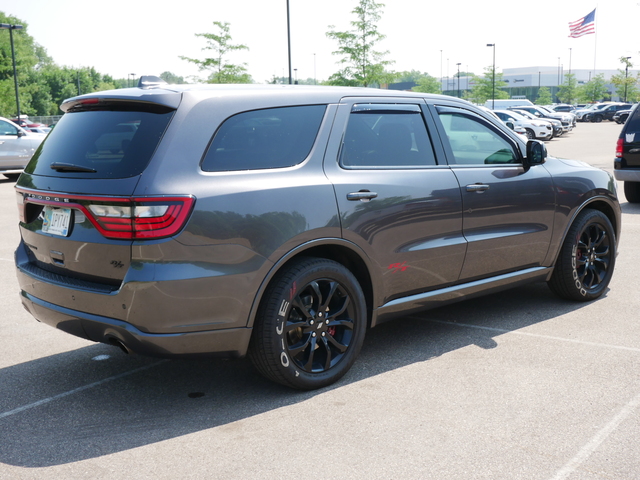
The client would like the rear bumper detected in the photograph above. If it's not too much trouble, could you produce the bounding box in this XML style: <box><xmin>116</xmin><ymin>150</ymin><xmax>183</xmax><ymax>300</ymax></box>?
<box><xmin>613</xmin><ymin>168</ymin><xmax>640</xmax><ymax>182</ymax></box>
<box><xmin>20</xmin><ymin>291</ymin><xmax>252</xmax><ymax>358</ymax></box>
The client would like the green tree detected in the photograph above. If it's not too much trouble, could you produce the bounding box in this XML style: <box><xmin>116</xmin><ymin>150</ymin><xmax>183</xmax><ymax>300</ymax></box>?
<box><xmin>326</xmin><ymin>0</ymin><xmax>394</xmax><ymax>87</ymax></box>
<box><xmin>0</xmin><ymin>12</ymin><xmax>53</xmax><ymax>117</ymax></box>
<box><xmin>180</xmin><ymin>21</ymin><xmax>252</xmax><ymax>84</ymax></box>
<box><xmin>160</xmin><ymin>71</ymin><xmax>185</xmax><ymax>84</ymax></box>
<box><xmin>412</xmin><ymin>74</ymin><xmax>441</xmax><ymax>94</ymax></box>
<box><xmin>576</xmin><ymin>73</ymin><xmax>608</xmax><ymax>103</ymax></box>
<box><xmin>610</xmin><ymin>57</ymin><xmax>639</xmax><ymax>102</ymax></box>
<box><xmin>535</xmin><ymin>87</ymin><xmax>553</xmax><ymax>105</ymax></box>
<box><xmin>557</xmin><ymin>73</ymin><xmax>578</xmax><ymax>104</ymax></box>
<box><xmin>465</xmin><ymin>66</ymin><xmax>508</xmax><ymax>104</ymax></box>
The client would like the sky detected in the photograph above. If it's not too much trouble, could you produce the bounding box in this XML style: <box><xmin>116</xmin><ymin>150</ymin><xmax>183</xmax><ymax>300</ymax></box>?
<box><xmin>4</xmin><ymin>0</ymin><xmax>640</xmax><ymax>84</ymax></box>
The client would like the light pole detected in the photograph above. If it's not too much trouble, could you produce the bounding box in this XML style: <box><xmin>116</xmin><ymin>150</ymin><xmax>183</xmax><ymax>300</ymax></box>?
<box><xmin>487</xmin><ymin>44</ymin><xmax>495</xmax><ymax>109</ymax></box>
<box><xmin>0</xmin><ymin>23</ymin><xmax>24</xmax><ymax>121</ymax></box>
<box><xmin>313</xmin><ymin>53</ymin><xmax>316</xmax><ymax>85</ymax></box>
<box><xmin>286</xmin><ymin>0</ymin><xmax>292</xmax><ymax>84</ymax></box>
<box><xmin>294</xmin><ymin>68</ymin><xmax>298</xmax><ymax>85</ymax></box>
<box><xmin>456</xmin><ymin>63</ymin><xmax>461</xmax><ymax>98</ymax></box>
<box><xmin>624</xmin><ymin>57</ymin><xmax>632</xmax><ymax>102</ymax></box>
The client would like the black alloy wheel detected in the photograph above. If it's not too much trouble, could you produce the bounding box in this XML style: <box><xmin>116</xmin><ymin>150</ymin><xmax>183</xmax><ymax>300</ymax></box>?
<box><xmin>548</xmin><ymin>209</ymin><xmax>616</xmax><ymax>301</ymax></box>
<box><xmin>249</xmin><ymin>257</ymin><xmax>366</xmax><ymax>390</ymax></box>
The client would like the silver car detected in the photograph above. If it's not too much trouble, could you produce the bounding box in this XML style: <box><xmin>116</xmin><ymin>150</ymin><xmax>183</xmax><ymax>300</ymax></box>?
<box><xmin>0</xmin><ymin>117</ymin><xmax>46</xmax><ymax>180</ymax></box>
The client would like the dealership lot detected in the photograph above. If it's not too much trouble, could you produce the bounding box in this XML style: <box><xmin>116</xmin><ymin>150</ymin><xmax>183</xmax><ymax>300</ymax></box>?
<box><xmin>1</xmin><ymin>122</ymin><xmax>639</xmax><ymax>479</ymax></box>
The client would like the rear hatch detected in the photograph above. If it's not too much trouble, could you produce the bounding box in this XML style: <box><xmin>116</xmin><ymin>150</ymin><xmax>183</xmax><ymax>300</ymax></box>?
<box><xmin>16</xmin><ymin>91</ymin><xmax>182</xmax><ymax>290</ymax></box>
<box><xmin>620</xmin><ymin>106</ymin><xmax>640</xmax><ymax>170</ymax></box>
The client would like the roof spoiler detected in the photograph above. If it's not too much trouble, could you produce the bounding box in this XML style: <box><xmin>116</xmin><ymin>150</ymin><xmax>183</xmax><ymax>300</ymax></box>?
<box><xmin>137</xmin><ymin>75</ymin><xmax>168</xmax><ymax>88</ymax></box>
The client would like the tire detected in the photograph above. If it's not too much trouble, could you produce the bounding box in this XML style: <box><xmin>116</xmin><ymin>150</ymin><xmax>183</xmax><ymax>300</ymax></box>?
<box><xmin>248</xmin><ymin>257</ymin><xmax>367</xmax><ymax>390</ymax></box>
<box><xmin>624</xmin><ymin>181</ymin><xmax>640</xmax><ymax>203</ymax></box>
<box><xmin>525</xmin><ymin>128</ymin><xmax>535</xmax><ymax>139</ymax></box>
<box><xmin>548</xmin><ymin>209</ymin><xmax>616</xmax><ymax>301</ymax></box>
<box><xmin>3</xmin><ymin>174</ymin><xmax>20</xmax><ymax>181</ymax></box>
<box><xmin>593</xmin><ymin>115</ymin><xmax>603</xmax><ymax>123</ymax></box>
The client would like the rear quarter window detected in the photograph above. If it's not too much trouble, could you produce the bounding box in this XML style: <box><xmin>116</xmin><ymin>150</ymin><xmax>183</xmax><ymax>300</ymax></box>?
<box><xmin>201</xmin><ymin>105</ymin><xmax>326</xmax><ymax>172</ymax></box>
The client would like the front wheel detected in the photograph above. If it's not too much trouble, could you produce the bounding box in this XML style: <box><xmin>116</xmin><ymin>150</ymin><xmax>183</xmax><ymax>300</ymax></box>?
<box><xmin>548</xmin><ymin>209</ymin><xmax>616</xmax><ymax>301</ymax></box>
<box><xmin>525</xmin><ymin>128</ymin><xmax>535</xmax><ymax>139</ymax></box>
<box><xmin>593</xmin><ymin>115</ymin><xmax>603</xmax><ymax>123</ymax></box>
<box><xmin>249</xmin><ymin>257</ymin><xmax>367</xmax><ymax>390</ymax></box>
<box><xmin>624</xmin><ymin>181</ymin><xmax>640</xmax><ymax>203</ymax></box>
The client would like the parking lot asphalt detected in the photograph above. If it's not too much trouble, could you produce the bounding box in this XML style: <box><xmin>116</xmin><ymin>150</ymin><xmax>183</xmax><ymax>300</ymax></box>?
<box><xmin>1</xmin><ymin>122</ymin><xmax>639</xmax><ymax>480</ymax></box>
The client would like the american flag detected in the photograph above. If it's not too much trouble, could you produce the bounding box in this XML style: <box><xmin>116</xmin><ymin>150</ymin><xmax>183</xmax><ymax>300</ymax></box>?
<box><xmin>568</xmin><ymin>8</ymin><xmax>596</xmax><ymax>38</ymax></box>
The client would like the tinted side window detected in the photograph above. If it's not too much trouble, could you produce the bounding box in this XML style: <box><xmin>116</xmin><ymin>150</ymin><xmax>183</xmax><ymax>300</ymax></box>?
<box><xmin>436</xmin><ymin>107</ymin><xmax>519</xmax><ymax>165</ymax></box>
<box><xmin>340</xmin><ymin>105</ymin><xmax>437</xmax><ymax>168</ymax></box>
<box><xmin>202</xmin><ymin>105</ymin><xmax>326</xmax><ymax>172</ymax></box>
<box><xmin>0</xmin><ymin>120</ymin><xmax>19</xmax><ymax>136</ymax></box>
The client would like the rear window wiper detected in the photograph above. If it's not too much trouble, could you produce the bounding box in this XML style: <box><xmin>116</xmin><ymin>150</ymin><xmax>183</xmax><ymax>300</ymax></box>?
<box><xmin>50</xmin><ymin>162</ymin><xmax>97</xmax><ymax>173</ymax></box>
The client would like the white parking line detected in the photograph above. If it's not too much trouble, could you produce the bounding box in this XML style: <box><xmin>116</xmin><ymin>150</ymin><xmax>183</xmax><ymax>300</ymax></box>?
<box><xmin>0</xmin><ymin>360</ymin><xmax>166</xmax><ymax>420</ymax></box>
<box><xmin>418</xmin><ymin>318</ymin><xmax>640</xmax><ymax>478</ymax></box>
<box><xmin>549</xmin><ymin>391</ymin><xmax>640</xmax><ymax>480</ymax></box>
<box><xmin>419</xmin><ymin>318</ymin><xmax>640</xmax><ymax>353</ymax></box>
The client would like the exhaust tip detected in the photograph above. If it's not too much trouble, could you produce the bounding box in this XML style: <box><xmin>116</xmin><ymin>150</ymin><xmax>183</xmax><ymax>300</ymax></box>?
<box><xmin>107</xmin><ymin>336</ymin><xmax>132</xmax><ymax>355</ymax></box>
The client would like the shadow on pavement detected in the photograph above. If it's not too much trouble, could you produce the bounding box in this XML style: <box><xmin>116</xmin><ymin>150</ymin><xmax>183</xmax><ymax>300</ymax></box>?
<box><xmin>0</xmin><ymin>281</ymin><xmax>592</xmax><ymax>467</ymax></box>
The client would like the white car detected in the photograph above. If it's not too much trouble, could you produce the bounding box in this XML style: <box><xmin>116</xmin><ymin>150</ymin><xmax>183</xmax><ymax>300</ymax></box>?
<box><xmin>0</xmin><ymin>117</ymin><xmax>46</xmax><ymax>180</ymax></box>
<box><xmin>493</xmin><ymin>109</ymin><xmax>553</xmax><ymax>140</ymax></box>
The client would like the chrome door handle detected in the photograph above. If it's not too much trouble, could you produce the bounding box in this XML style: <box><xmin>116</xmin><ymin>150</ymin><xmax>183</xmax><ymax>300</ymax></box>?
<box><xmin>466</xmin><ymin>184</ymin><xmax>490</xmax><ymax>193</ymax></box>
<box><xmin>347</xmin><ymin>191</ymin><xmax>378</xmax><ymax>201</ymax></box>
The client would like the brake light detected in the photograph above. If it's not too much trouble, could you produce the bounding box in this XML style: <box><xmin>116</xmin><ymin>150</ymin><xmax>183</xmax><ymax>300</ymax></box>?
<box><xmin>16</xmin><ymin>189</ymin><xmax>195</xmax><ymax>240</ymax></box>
<box><xmin>616</xmin><ymin>137</ymin><xmax>624</xmax><ymax>158</ymax></box>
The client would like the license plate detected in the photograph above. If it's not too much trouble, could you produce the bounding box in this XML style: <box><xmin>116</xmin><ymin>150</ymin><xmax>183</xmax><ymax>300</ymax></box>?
<box><xmin>42</xmin><ymin>206</ymin><xmax>71</xmax><ymax>236</ymax></box>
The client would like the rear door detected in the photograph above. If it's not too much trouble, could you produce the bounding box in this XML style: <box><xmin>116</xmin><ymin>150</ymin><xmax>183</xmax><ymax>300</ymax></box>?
<box><xmin>429</xmin><ymin>103</ymin><xmax>555</xmax><ymax>281</ymax></box>
<box><xmin>323</xmin><ymin>98</ymin><xmax>465</xmax><ymax>304</ymax></box>
<box><xmin>16</xmin><ymin>102</ymin><xmax>176</xmax><ymax>288</ymax></box>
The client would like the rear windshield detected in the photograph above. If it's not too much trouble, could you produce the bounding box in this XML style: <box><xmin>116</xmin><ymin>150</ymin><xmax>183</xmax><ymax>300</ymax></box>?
<box><xmin>24</xmin><ymin>106</ymin><xmax>175</xmax><ymax>179</ymax></box>
<box><xmin>625</xmin><ymin>105</ymin><xmax>640</xmax><ymax>135</ymax></box>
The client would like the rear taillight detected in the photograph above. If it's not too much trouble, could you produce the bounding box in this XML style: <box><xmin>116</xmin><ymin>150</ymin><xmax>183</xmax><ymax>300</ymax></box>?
<box><xmin>16</xmin><ymin>189</ymin><xmax>194</xmax><ymax>240</ymax></box>
<box><xmin>616</xmin><ymin>137</ymin><xmax>624</xmax><ymax>158</ymax></box>
<box><xmin>86</xmin><ymin>197</ymin><xmax>194</xmax><ymax>239</ymax></box>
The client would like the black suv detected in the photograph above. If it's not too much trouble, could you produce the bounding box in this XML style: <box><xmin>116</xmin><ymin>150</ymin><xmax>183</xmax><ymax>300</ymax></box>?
<box><xmin>585</xmin><ymin>103</ymin><xmax>633</xmax><ymax>123</ymax></box>
<box><xmin>614</xmin><ymin>104</ymin><xmax>640</xmax><ymax>201</ymax></box>
<box><xmin>15</xmin><ymin>84</ymin><xmax>620</xmax><ymax>390</ymax></box>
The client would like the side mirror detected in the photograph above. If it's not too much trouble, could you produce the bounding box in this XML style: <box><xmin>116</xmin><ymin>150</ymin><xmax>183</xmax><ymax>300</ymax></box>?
<box><xmin>525</xmin><ymin>140</ymin><xmax>547</xmax><ymax>167</ymax></box>
<box><xmin>17</xmin><ymin>130</ymin><xmax>26</xmax><ymax>137</ymax></box>
<box><xmin>506</xmin><ymin>121</ymin><xmax>515</xmax><ymax>130</ymax></box>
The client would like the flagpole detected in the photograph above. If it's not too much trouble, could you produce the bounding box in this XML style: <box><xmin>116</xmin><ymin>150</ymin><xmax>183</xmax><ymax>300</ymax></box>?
<box><xmin>593</xmin><ymin>5</ymin><xmax>598</xmax><ymax>76</ymax></box>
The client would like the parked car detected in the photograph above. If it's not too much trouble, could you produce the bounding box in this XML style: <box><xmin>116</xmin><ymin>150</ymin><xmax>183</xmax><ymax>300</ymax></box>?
<box><xmin>614</xmin><ymin>109</ymin><xmax>633</xmax><ymax>124</ymax></box>
<box><xmin>509</xmin><ymin>105</ymin><xmax>574</xmax><ymax>132</ymax></box>
<box><xmin>512</xmin><ymin>109</ymin><xmax>563</xmax><ymax>138</ymax></box>
<box><xmin>574</xmin><ymin>103</ymin><xmax>606</xmax><ymax>122</ymax></box>
<box><xmin>614</xmin><ymin>103</ymin><xmax>640</xmax><ymax>202</ymax></box>
<box><xmin>15</xmin><ymin>84</ymin><xmax>621</xmax><ymax>390</ymax></box>
<box><xmin>584</xmin><ymin>103</ymin><xmax>633</xmax><ymax>123</ymax></box>
<box><xmin>549</xmin><ymin>104</ymin><xmax>576</xmax><ymax>113</ymax></box>
<box><xmin>493</xmin><ymin>109</ymin><xmax>553</xmax><ymax>140</ymax></box>
<box><xmin>0</xmin><ymin>116</ymin><xmax>46</xmax><ymax>180</ymax></box>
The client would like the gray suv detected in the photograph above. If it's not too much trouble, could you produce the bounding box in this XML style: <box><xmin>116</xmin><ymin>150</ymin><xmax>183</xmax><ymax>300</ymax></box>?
<box><xmin>15</xmin><ymin>84</ymin><xmax>620</xmax><ymax>390</ymax></box>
